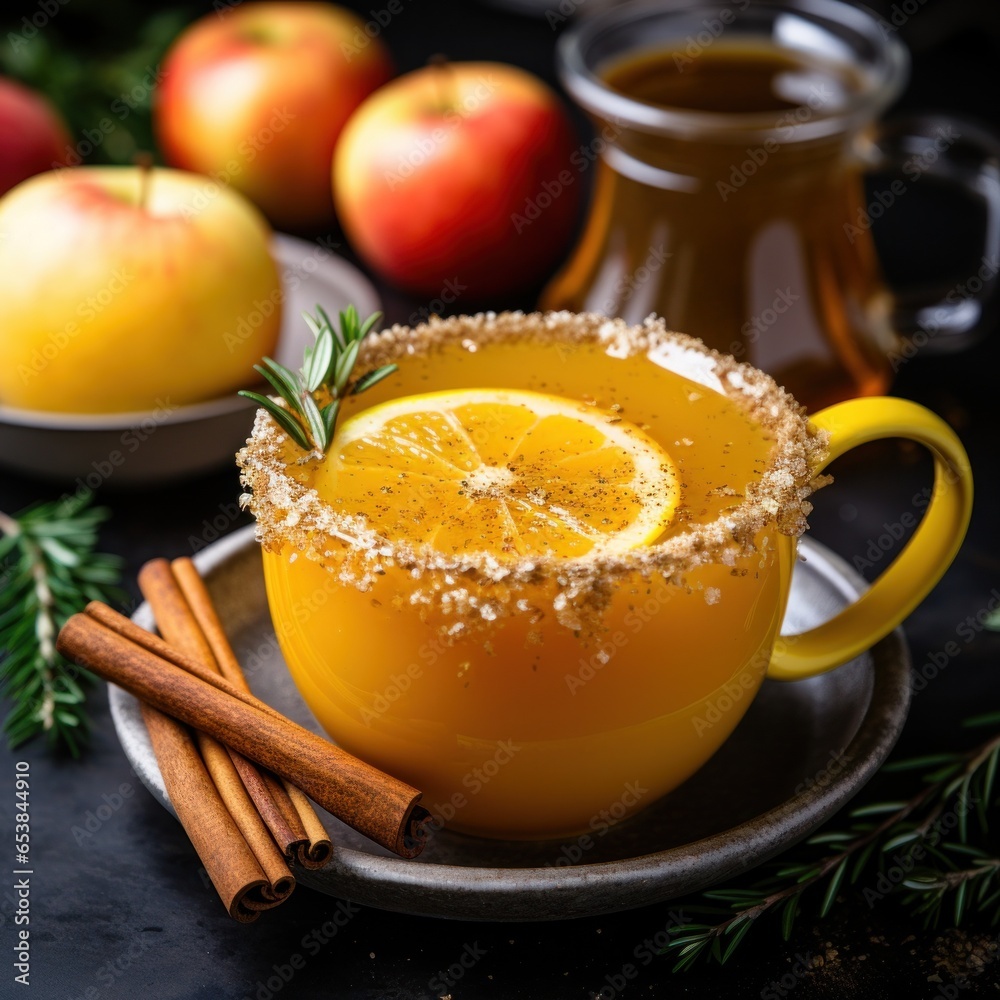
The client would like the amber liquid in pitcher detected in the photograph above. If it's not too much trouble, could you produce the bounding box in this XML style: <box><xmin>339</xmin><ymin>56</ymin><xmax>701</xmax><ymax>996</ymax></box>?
<box><xmin>542</xmin><ymin>41</ymin><xmax>895</xmax><ymax>409</ymax></box>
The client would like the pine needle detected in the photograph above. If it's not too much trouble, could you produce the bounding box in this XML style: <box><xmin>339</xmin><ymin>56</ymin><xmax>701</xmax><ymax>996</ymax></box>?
<box><xmin>663</xmin><ymin>720</ymin><xmax>1000</xmax><ymax>969</ymax></box>
<box><xmin>0</xmin><ymin>492</ymin><xmax>122</xmax><ymax>756</ymax></box>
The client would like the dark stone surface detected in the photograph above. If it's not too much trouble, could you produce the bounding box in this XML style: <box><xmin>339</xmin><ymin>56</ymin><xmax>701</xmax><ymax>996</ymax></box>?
<box><xmin>2</xmin><ymin>0</ymin><xmax>1000</xmax><ymax>997</ymax></box>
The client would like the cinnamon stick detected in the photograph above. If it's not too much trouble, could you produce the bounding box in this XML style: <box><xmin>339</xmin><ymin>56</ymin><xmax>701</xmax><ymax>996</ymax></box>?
<box><xmin>135</xmin><ymin>560</ymin><xmax>299</xmax><ymax>885</ymax></box>
<box><xmin>137</xmin><ymin>559</ymin><xmax>332</xmax><ymax>868</ymax></box>
<box><xmin>137</xmin><ymin>562</ymin><xmax>300</xmax><ymax>851</ymax></box>
<box><xmin>86</xmin><ymin>602</ymin><xmax>276</xmax><ymax>715</ymax></box>
<box><xmin>140</xmin><ymin>702</ymin><xmax>277</xmax><ymax>922</ymax></box>
<box><xmin>84</xmin><ymin>598</ymin><xmax>295</xmax><ymax>911</ymax></box>
<box><xmin>283</xmin><ymin>782</ymin><xmax>335</xmax><ymax>867</ymax></box>
<box><xmin>261</xmin><ymin>769</ymin><xmax>310</xmax><ymax>844</ymax></box>
<box><xmin>193</xmin><ymin>733</ymin><xmax>295</xmax><ymax>908</ymax></box>
<box><xmin>89</xmin><ymin>602</ymin><xmax>399</xmax><ymax>856</ymax></box>
<box><xmin>136</xmin><ymin>559</ymin><xmax>215</xmax><ymax>665</ymax></box>
<box><xmin>90</xmin><ymin>600</ymin><xmax>325</xmax><ymax>872</ymax></box>
<box><xmin>57</xmin><ymin>612</ymin><xmax>428</xmax><ymax>857</ymax></box>
<box><xmin>169</xmin><ymin>557</ymin><xmax>254</xmax><ymax>688</ymax></box>
<box><xmin>171</xmin><ymin>557</ymin><xmax>333</xmax><ymax>868</ymax></box>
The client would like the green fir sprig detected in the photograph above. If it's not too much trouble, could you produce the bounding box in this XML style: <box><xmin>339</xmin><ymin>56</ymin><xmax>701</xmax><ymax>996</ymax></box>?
<box><xmin>0</xmin><ymin>492</ymin><xmax>122</xmax><ymax>756</ymax></box>
<box><xmin>239</xmin><ymin>305</ymin><xmax>396</xmax><ymax>455</ymax></box>
<box><xmin>666</xmin><ymin>714</ymin><xmax>1000</xmax><ymax>971</ymax></box>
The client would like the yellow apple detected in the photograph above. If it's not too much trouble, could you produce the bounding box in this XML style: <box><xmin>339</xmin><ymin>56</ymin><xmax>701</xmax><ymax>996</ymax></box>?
<box><xmin>0</xmin><ymin>166</ymin><xmax>281</xmax><ymax>413</ymax></box>
<box><xmin>155</xmin><ymin>2</ymin><xmax>393</xmax><ymax>230</ymax></box>
<box><xmin>334</xmin><ymin>61</ymin><xmax>581</xmax><ymax>298</ymax></box>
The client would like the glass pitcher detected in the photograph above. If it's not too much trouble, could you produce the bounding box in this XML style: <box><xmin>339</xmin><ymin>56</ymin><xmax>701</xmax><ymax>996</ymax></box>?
<box><xmin>541</xmin><ymin>0</ymin><xmax>1000</xmax><ymax>409</ymax></box>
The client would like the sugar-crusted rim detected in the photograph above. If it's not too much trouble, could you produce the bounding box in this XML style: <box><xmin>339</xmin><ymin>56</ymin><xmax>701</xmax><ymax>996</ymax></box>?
<box><xmin>237</xmin><ymin>311</ymin><xmax>829</xmax><ymax>631</ymax></box>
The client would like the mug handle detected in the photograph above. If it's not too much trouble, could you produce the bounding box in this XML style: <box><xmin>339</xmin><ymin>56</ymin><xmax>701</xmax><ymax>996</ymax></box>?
<box><xmin>767</xmin><ymin>397</ymin><xmax>973</xmax><ymax>681</ymax></box>
<box><xmin>867</xmin><ymin>115</ymin><xmax>1000</xmax><ymax>354</ymax></box>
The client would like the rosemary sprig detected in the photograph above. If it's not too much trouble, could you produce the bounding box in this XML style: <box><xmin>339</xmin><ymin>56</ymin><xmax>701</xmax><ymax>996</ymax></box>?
<box><xmin>239</xmin><ymin>305</ymin><xmax>396</xmax><ymax>454</ymax></box>
<box><xmin>666</xmin><ymin>713</ymin><xmax>1000</xmax><ymax>971</ymax></box>
<box><xmin>0</xmin><ymin>492</ymin><xmax>122</xmax><ymax>756</ymax></box>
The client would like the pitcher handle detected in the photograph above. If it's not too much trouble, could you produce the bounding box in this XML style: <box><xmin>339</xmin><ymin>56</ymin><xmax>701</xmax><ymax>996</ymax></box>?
<box><xmin>865</xmin><ymin>115</ymin><xmax>1000</xmax><ymax>358</ymax></box>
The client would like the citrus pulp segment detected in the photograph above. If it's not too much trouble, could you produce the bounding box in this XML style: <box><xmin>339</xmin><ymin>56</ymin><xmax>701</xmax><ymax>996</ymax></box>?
<box><xmin>314</xmin><ymin>388</ymin><xmax>680</xmax><ymax>559</ymax></box>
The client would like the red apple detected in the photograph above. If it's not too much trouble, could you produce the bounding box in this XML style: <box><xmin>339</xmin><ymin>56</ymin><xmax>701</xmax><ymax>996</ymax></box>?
<box><xmin>333</xmin><ymin>61</ymin><xmax>581</xmax><ymax>299</ymax></box>
<box><xmin>0</xmin><ymin>76</ymin><xmax>70</xmax><ymax>195</ymax></box>
<box><xmin>0</xmin><ymin>166</ymin><xmax>281</xmax><ymax>413</ymax></box>
<box><xmin>155</xmin><ymin>1</ymin><xmax>393</xmax><ymax>230</ymax></box>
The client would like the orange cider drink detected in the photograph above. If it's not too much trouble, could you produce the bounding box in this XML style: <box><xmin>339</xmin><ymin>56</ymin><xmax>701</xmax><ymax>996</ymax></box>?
<box><xmin>238</xmin><ymin>312</ymin><xmax>972</xmax><ymax>839</ymax></box>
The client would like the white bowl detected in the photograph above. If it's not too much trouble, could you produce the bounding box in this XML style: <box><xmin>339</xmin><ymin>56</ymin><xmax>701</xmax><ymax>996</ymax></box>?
<box><xmin>0</xmin><ymin>234</ymin><xmax>380</xmax><ymax>486</ymax></box>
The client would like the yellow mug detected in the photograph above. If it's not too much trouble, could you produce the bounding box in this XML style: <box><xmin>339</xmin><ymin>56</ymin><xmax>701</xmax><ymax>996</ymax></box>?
<box><xmin>241</xmin><ymin>313</ymin><xmax>972</xmax><ymax>840</ymax></box>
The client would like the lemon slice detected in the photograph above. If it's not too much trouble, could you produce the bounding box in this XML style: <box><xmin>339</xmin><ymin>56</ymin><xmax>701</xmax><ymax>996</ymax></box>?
<box><xmin>316</xmin><ymin>388</ymin><xmax>680</xmax><ymax>558</ymax></box>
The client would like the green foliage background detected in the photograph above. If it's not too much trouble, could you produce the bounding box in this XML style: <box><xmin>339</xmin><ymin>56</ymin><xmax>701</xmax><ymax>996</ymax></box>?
<box><xmin>1</xmin><ymin>1</ymin><xmax>197</xmax><ymax>166</ymax></box>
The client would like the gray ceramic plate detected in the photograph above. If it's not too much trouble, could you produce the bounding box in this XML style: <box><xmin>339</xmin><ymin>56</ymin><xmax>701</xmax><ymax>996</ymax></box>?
<box><xmin>109</xmin><ymin>527</ymin><xmax>910</xmax><ymax>921</ymax></box>
<box><xmin>0</xmin><ymin>234</ymin><xmax>379</xmax><ymax>484</ymax></box>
